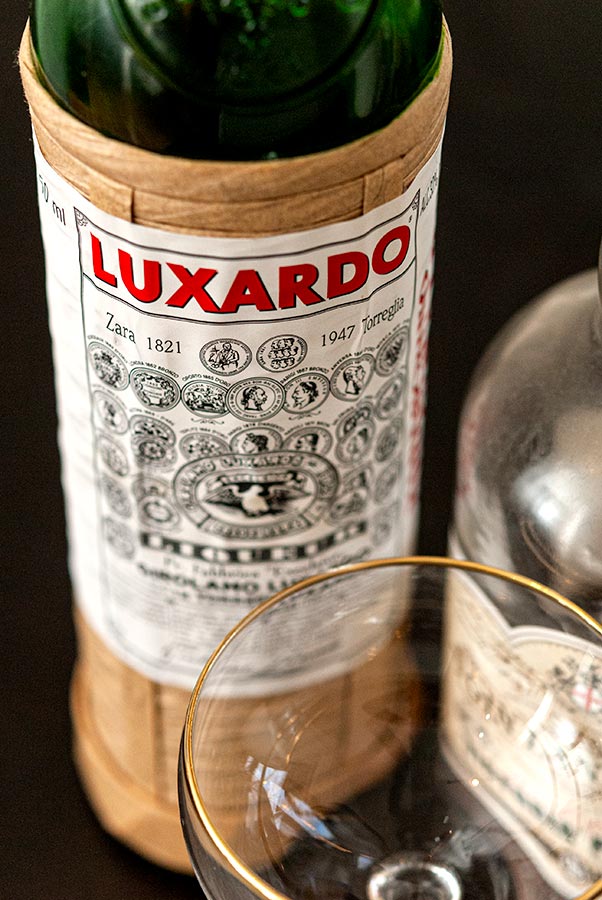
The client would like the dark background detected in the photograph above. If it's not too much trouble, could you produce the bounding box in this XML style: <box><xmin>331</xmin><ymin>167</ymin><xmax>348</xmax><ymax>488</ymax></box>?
<box><xmin>2</xmin><ymin>2</ymin><xmax>601</xmax><ymax>898</ymax></box>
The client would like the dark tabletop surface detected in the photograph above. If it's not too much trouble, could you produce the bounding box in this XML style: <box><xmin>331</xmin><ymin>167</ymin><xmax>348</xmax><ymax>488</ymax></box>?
<box><xmin>2</xmin><ymin>2</ymin><xmax>601</xmax><ymax>898</ymax></box>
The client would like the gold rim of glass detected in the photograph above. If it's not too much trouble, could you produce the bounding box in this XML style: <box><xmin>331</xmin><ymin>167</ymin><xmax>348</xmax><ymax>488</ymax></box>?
<box><xmin>182</xmin><ymin>555</ymin><xmax>602</xmax><ymax>900</ymax></box>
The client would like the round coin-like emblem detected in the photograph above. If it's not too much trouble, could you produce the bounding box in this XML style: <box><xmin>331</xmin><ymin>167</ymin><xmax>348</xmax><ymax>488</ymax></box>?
<box><xmin>283</xmin><ymin>372</ymin><xmax>330</xmax><ymax>415</ymax></box>
<box><xmin>93</xmin><ymin>390</ymin><xmax>129</xmax><ymax>434</ymax></box>
<box><xmin>229</xmin><ymin>426</ymin><xmax>283</xmax><ymax>454</ymax></box>
<box><xmin>131</xmin><ymin>475</ymin><xmax>171</xmax><ymax>502</ymax></box>
<box><xmin>226</xmin><ymin>378</ymin><xmax>285</xmax><ymax>421</ymax></box>
<box><xmin>130</xmin><ymin>415</ymin><xmax>176</xmax><ymax>446</ymax></box>
<box><xmin>375</xmin><ymin>326</ymin><xmax>409</xmax><ymax>376</ymax></box>
<box><xmin>103</xmin><ymin>518</ymin><xmax>135</xmax><ymax>559</ymax></box>
<box><xmin>375</xmin><ymin>372</ymin><xmax>406</xmax><ymax>420</ymax></box>
<box><xmin>100</xmin><ymin>475</ymin><xmax>132</xmax><ymax>518</ymax></box>
<box><xmin>375</xmin><ymin>419</ymin><xmax>403</xmax><ymax>462</ymax></box>
<box><xmin>131</xmin><ymin>367</ymin><xmax>180</xmax><ymax>410</ymax></box>
<box><xmin>257</xmin><ymin>334</ymin><xmax>307</xmax><ymax>372</ymax></box>
<box><xmin>88</xmin><ymin>342</ymin><xmax>129</xmax><ymax>390</ymax></box>
<box><xmin>283</xmin><ymin>425</ymin><xmax>332</xmax><ymax>455</ymax></box>
<box><xmin>138</xmin><ymin>495</ymin><xmax>180</xmax><ymax>530</ymax></box>
<box><xmin>97</xmin><ymin>435</ymin><xmax>129</xmax><ymax>476</ymax></box>
<box><xmin>182</xmin><ymin>379</ymin><xmax>228</xmax><ymax>418</ymax></box>
<box><xmin>330</xmin><ymin>354</ymin><xmax>375</xmax><ymax>401</ymax></box>
<box><xmin>374</xmin><ymin>456</ymin><xmax>402</xmax><ymax>503</ymax></box>
<box><xmin>132</xmin><ymin>436</ymin><xmax>177</xmax><ymax>469</ymax></box>
<box><xmin>179</xmin><ymin>431</ymin><xmax>230</xmax><ymax>459</ymax></box>
<box><xmin>335</xmin><ymin>402</ymin><xmax>374</xmax><ymax>441</ymax></box>
<box><xmin>336</xmin><ymin>419</ymin><xmax>376</xmax><ymax>464</ymax></box>
<box><xmin>200</xmin><ymin>338</ymin><xmax>252</xmax><ymax>376</ymax></box>
<box><xmin>174</xmin><ymin>450</ymin><xmax>338</xmax><ymax>540</ymax></box>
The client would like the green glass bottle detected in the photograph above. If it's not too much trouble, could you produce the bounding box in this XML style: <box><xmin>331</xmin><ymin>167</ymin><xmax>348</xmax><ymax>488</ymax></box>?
<box><xmin>31</xmin><ymin>0</ymin><xmax>443</xmax><ymax>159</ymax></box>
<box><xmin>22</xmin><ymin>0</ymin><xmax>450</xmax><ymax>873</ymax></box>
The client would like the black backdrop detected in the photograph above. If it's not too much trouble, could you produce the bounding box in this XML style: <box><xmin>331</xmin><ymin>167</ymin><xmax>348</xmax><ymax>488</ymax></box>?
<box><xmin>2</xmin><ymin>3</ymin><xmax>601</xmax><ymax>898</ymax></box>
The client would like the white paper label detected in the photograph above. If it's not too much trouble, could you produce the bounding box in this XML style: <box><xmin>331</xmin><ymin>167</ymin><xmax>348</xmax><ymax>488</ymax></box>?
<box><xmin>34</xmin><ymin>137</ymin><xmax>441</xmax><ymax>688</ymax></box>
<box><xmin>442</xmin><ymin>567</ymin><xmax>602</xmax><ymax>897</ymax></box>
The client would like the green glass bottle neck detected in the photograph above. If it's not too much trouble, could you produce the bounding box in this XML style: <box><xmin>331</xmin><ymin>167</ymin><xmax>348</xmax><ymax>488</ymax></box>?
<box><xmin>31</xmin><ymin>0</ymin><xmax>443</xmax><ymax>160</ymax></box>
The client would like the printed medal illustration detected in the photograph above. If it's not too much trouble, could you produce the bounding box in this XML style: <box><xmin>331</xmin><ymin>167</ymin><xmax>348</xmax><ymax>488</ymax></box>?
<box><xmin>21</xmin><ymin>0</ymin><xmax>452</xmax><ymax>872</ymax></box>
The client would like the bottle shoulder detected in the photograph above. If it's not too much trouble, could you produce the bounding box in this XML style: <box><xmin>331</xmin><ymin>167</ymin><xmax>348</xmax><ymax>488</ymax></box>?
<box><xmin>454</xmin><ymin>268</ymin><xmax>602</xmax><ymax>613</ymax></box>
<box><xmin>30</xmin><ymin>0</ymin><xmax>443</xmax><ymax>159</ymax></box>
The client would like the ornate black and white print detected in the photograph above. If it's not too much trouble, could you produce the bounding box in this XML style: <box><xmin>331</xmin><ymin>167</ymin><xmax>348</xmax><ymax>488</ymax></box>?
<box><xmin>130</xmin><ymin>367</ymin><xmax>180</xmax><ymax>410</ymax></box>
<box><xmin>256</xmin><ymin>334</ymin><xmax>308</xmax><ymax>372</ymax></box>
<box><xmin>335</xmin><ymin>402</ymin><xmax>374</xmax><ymax>441</ymax></box>
<box><xmin>330</xmin><ymin>354</ymin><xmax>375</xmax><ymax>401</ymax></box>
<box><xmin>282</xmin><ymin>372</ymin><xmax>330</xmax><ymax>415</ymax></box>
<box><xmin>225</xmin><ymin>378</ymin><xmax>285</xmax><ymax>421</ymax></box>
<box><xmin>200</xmin><ymin>338</ymin><xmax>252</xmax><ymax>376</ymax></box>
<box><xmin>130</xmin><ymin>415</ymin><xmax>176</xmax><ymax>446</ymax></box>
<box><xmin>132</xmin><ymin>476</ymin><xmax>180</xmax><ymax>531</ymax></box>
<box><xmin>375</xmin><ymin>456</ymin><xmax>402</xmax><ymax>504</ymax></box>
<box><xmin>375</xmin><ymin>419</ymin><xmax>403</xmax><ymax>463</ymax></box>
<box><xmin>131</xmin><ymin>435</ymin><xmax>177</xmax><ymax>469</ymax></box>
<box><xmin>174</xmin><ymin>451</ymin><xmax>338</xmax><ymax>540</ymax></box>
<box><xmin>103</xmin><ymin>518</ymin><xmax>136</xmax><ymax>559</ymax></box>
<box><xmin>375</xmin><ymin>326</ymin><xmax>409</xmax><ymax>376</ymax></box>
<box><xmin>229</xmin><ymin>426</ymin><xmax>283</xmax><ymax>454</ymax></box>
<box><xmin>329</xmin><ymin>466</ymin><xmax>372</xmax><ymax>522</ymax></box>
<box><xmin>97</xmin><ymin>434</ymin><xmax>129</xmax><ymax>476</ymax></box>
<box><xmin>335</xmin><ymin>419</ymin><xmax>376</xmax><ymax>464</ymax></box>
<box><xmin>100</xmin><ymin>474</ymin><xmax>132</xmax><ymax>518</ymax></box>
<box><xmin>179</xmin><ymin>431</ymin><xmax>230</xmax><ymax>460</ymax></box>
<box><xmin>88</xmin><ymin>341</ymin><xmax>129</xmax><ymax>390</ymax></box>
<box><xmin>283</xmin><ymin>425</ymin><xmax>332</xmax><ymax>455</ymax></box>
<box><xmin>182</xmin><ymin>379</ymin><xmax>228</xmax><ymax>418</ymax></box>
<box><xmin>375</xmin><ymin>371</ymin><xmax>407</xmax><ymax>420</ymax></box>
<box><xmin>93</xmin><ymin>390</ymin><xmax>129</xmax><ymax>434</ymax></box>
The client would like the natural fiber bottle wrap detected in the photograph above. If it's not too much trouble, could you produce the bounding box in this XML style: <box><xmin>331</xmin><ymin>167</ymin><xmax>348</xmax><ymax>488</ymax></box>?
<box><xmin>21</xmin><ymin>0</ymin><xmax>451</xmax><ymax>871</ymax></box>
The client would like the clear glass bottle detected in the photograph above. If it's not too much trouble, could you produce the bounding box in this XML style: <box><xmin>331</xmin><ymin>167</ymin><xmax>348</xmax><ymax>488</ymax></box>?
<box><xmin>31</xmin><ymin>0</ymin><xmax>443</xmax><ymax>159</ymax></box>
<box><xmin>449</xmin><ymin>249</ymin><xmax>602</xmax><ymax>892</ymax></box>
<box><xmin>453</xmin><ymin>248</ymin><xmax>602</xmax><ymax>618</ymax></box>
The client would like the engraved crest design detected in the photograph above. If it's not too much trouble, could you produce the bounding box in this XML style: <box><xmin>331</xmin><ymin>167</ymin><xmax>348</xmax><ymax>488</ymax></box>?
<box><xmin>103</xmin><ymin>518</ymin><xmax>135</xmax><ymax>558</ymax></box>
<box><xmin>130</xmin><ymin>415</ymin><xmax>176</xmax><ymax>446</ymax></box>
<box><xmin>182</xmin><ymin>379</ymin><xmax>227</xmax><ymax>417</ymax></box>
<box><xmin>174</xmin><ymin>451</ymin><xmax>338</xmax><ymax>539</ymax></box>
<box><xmin>132</xmin><ymin>436</ymin><xmax>177</xmax><ymax>469</ymax></box>
<box><xmin>132</xmin><ymin>476</ymin><xmax>180</xmax><ymax>530</ymax></box>
<box><xmin>257</xmin><ymin>334</ymin><xmax>308</xmax><ymax>372</ymax></box>
<box><xmin>226</xmin><ymin>378</ymin><xmax>285</xmax><ymax>421</ymax></box>
<box><xmin>97</xmin><ymin>435</ymin><xmax>129</xmax><ymax>476</ymax></box>
<box><xmin>375</xmin><ymin>419</ymin><xmax>403</xmax><ymax>462</ymax></box>
<box><xmin>88</xmin><ymin>341</ymin><xmax>129</xmax><ymax>390</ymax></box>
<box><xmin>283</xmin><ymin>372</ymin><xmax>330</xmax><ymax>415</ymax></box>
<box><xmin>130</xmin><ymin>414</ymin><xmax>176</xmax><ymax>469</ymax></box>
<box><xmin>229</xmin><ymin>426</ymin><xmax>283</xmax><ymax>454</ymax></box>
<box><xmin>131</xmin><ymin>367</ymin><xmax>180</xmax><ymax>410</ymax></box>
<box><xmin>93</xmin><ymin>390</ymin><xmax>129</xmax><ymax>434</ymax></box>
<box><xmin>335</xmin><ymin>403</ymin><xmax>375</xmax><ymax>464</ymax></box>
<box><xmin>375</xmin><ymin>456</ymin><xmax>402</xmax><ymax>503</ymax></box>
<box><xmin>283</xmin><ymin>425</ymin><xmax>332</xmax><ymax>455</ymax></box>
<box><xmin>375</xmin><ymin>371</ymin><xmax>407</xmax><ymax>419</ymax></box>
<box><xmin>179</xmin><ymin>431</ymin><xmax>230</xmax><ymax>460</ymax></box>
<box><xmin>375</xmin><ymin>326</ymin><xmax>409</xmax><ymax>376</ymax></box>
<box><xmin>330</xmin><ymin>466</ymin><xmax>372</xmax><ymax>522</ymax></box>
<box><xmin>336</xmin><ymin>422</ymin><xmax>376</xmax><ymax>464</ymax></box>
<box><xmin>100</xmin><ymin>474</ymin><xmax>132</xmax><ymax>518</ymax></box>
<box><xmin>200</xmin><ymin>338</ymin><xmax>252</xmax><ymax>376</ymax></box>
<box><xmin>330</xmin><ymin>354</ymin><xmax>375</xmax><ymax>401</ymax></box>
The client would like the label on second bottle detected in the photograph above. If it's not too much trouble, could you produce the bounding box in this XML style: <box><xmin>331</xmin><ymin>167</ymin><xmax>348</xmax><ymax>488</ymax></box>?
<box><xmin>34</xmin><ymin>137</ymin><xmax>441</xmax><ymax>689</ymax></box>
<box><xmin>442</xmin><ymin>563</ymin><xmax>602</xmax><ymax>897</ymax></box>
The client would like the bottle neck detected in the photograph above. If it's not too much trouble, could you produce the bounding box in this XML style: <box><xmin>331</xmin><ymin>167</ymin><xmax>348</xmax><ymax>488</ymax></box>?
<box><xmin>31</xmin><ymin>0</ymin><xmax>443</xmax><ymax>159</ymax></box>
